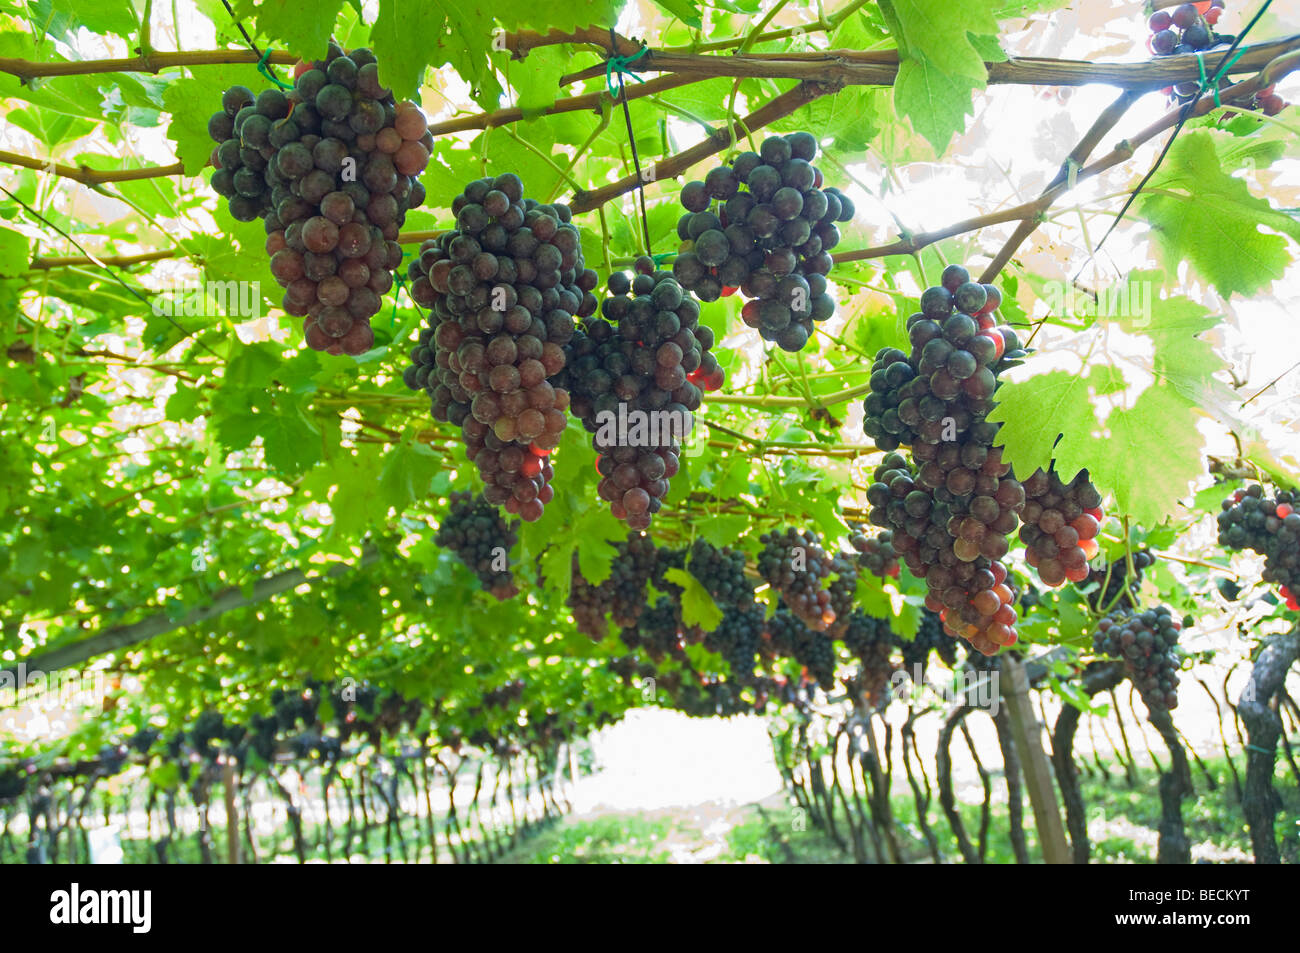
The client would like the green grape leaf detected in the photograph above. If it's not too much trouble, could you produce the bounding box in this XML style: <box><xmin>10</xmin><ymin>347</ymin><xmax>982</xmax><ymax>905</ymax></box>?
<box><xmin>213</xmin><ymin>395</ymin><xmax>322</xmax><ymax>475</ymax></box>
<box><xmin>0</xmin><ymin>227</ymin><xmax>29</xmax><ymax>277</ymax></box>
<box><xmin>880</xmin><ymin>0</ymin><xmax>997</xmax><ymax>152</ymax></box>
<box><xmin>378</xmin><ymin>439</ymin><xmax>441</xmax><ymax>513</ymax></box>
<box><xmin>968</xmin><ymin>33</ymin><xmax>1007</xmax><ymax>62</ymax></box>
<box><xmin>538</xmin><ymin>539</ymin><xmax>576</xmax><ymax>604</ymax></box>
<box><xmin>649</xmin><ymin>0</ymin><xmax>702</xmax><ymax>28</ymax></box>
<box><xmin>236</xmin><ymin>0</ymin><xmax>346</xmax><ymax>61</ymax></box>
<box><xmin>1136</xmin><ymin>131</ymin><xmax>1300</xmax><ymax>298</ymax></box>
<box><xmin>28</xmin><ymin>0</ymin><xmax>138</xmax><ymax>41</ymax></box>
<box><xmin>370</xmin><ymin>0</ymin><xmax>429</xmax><ymax>101</ymax></box>
<box><xmin>988</xmin><ymin>364</ymin><xmax>1126</xmax><ymax>477</ymax></box>
<box><xmin>665</xmin><ymin>568</ymin><xmax>724</xmax><ymax>632</ymax></box>
<box><xmin>885</xmin><ymin>0</ymin><xmax>999</xmax><ymax>79</ymax></box>
<box><xmin>893</xmin><ymin>57</ymin><xmax>980</xmax><ymax>153</ymax></box>
<box><xmin>148</xmin><ymin>761</ymin><xmax>180</xmax><ymax>790</ymax></box>
<box><xmin>575</xmin><ymin>525</ymin><xmax>619</xmax><ymax>588</ymax></box>
<box><xmin>695</xmin><ymin>514</ymin><xmax>750</xmax><ymax>548</ymax></box>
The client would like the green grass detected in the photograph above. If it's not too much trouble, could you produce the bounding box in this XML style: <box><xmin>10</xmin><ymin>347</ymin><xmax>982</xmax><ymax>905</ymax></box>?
<box><xmin>501</xmin><ymin>814</ymin><xmax>676</xmax><ymax>864</ymax></box>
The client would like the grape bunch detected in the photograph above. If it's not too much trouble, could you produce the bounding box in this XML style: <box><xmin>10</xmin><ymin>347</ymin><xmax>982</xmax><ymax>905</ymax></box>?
<box><xmin>650</xmin><ymin>546</ymin><xmax>706</xmax><ymax>645</ymax></box>
<box><xmin>565</xmin><ymin>260</ymin><xmax>723</xmax><ymax>529</ymax></box>
<box><xmin>687</xmin><ymin>539</ymin><xmax>756</xmax><ymax>610</ymax></box>
<box><xmin>767</xmin><ymin>607</ymin><xmax>838</xmax><ymax>690</ymax></box>
<box><xmin>757</xmin><ymin>528</ymin><xmax>837</xmax><ymax>631</ymax></box>
<box><xmin>1092</xmin><ymin>606</ymin><xmax>1184</xmax><ymax>711</ymax></box>
<box><xmin>1218</xmin><ymin>483</ymin><xmax>1300</xmax><ymax>610</ymax></box>
<box><xmin>434</xmin><ymin>490</ymin><xmax>520</xmax><ymax>600</ymax></box>
<box><xmin>840</xmin><ymin>611</ymin><xmax>894</xmax><ymax>707</ymax></box>
<box><xmin>568</xmin><ymin>552</ymin><xmax>616</xmax><ymax>640</ymax></box>
<box><xmin>826</xmin><ymin>550</ymin><xmax>860</xmax><ymax>636</ymax></box>
<box><xmin>672</xmin><ymin>132</ymin><xmax>851</xmax><ymax>352</ymax></box>
<box><xmin>863</xmin><ymin>265</ymin><xmax>1023</xmax><ymax>452</ymax></box>
<box><xmin>1147</xmin><ymin>2</ymin><xmax>1286</xmax><ymax>114</ymax></box>
<box><xmin>207</xmin><ymin>43</ymin><xmax>430</xmax><ymax>354</ymax></box>
<box><xmin>1147</xmin><ymin>1</ymin><xmax>1224</xmax><ymax>56</ymax></box>
<box><xmin>866</xmin><ymin>451</ymin><xmax>1022</xmax><ymax>655</ymax></box>
<box><xmin>405</xmin><ymin>175</ymin><xmax>598</xmax><ymax>520</ymax></box>
<box><xmin>567</xmin><ymin>532</ymin><xmax>659</xmax><ymax>639</ymax></box>
<box><xmin>620</xmin><ymin>597</ymin><xmax>686</xmax><ymax>662</ymax></box>
<box><xmin>849</xmin><ymin>527</ymin><xmax>900</xmax><ymax>578</ymax></box>
<box><xmin>704</xmin><ymin>602</ymin><xmax>766</xmax><ymax>680</ymax></box>
<box><xmin>1017</xmin><ymin>466</ymin><xmax>1105</xmax><ymax>588</ymax></box>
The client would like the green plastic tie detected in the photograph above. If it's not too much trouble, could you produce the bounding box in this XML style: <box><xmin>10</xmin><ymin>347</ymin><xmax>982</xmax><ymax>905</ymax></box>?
<box><xmin>651</xmin><ymin>252</ymin><xmax>676</xmax><ymax>265</ymax></box>
<box><xmin>257</xmin><ymin>47</ymin><xmax>295</xmax><ymax>91</ymax></box>
<box><xmin>1194</xmin><ymin>26</ymin><xmax>1255</xmax><ymax>109</ymax></box>
<box><xmin>1245</xmin><ymin>743</ymin><xmax>1274</xmax><ymax>755</ymax></box>
<box><xmin>1194</xmin><ymin>52</ymin><xmax>1216</xmax><ymax>107</ymax></box>
<box><xmin>605</xmin><ymin>43</ymin><xmax>649</xmax><ymax>98</ymax></box>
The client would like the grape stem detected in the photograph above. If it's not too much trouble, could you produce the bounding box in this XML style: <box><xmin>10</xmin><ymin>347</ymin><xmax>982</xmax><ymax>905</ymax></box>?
<box><xmin>1153</xmin><ymin>552</ymin><xmax>1242</xmax><ymax>578</ymax></box>
<box><xmin>706</xmin><ymin>379</ymin><xmax>873</xmax><ymax>409</ymax></box>
<box><xmin>0</xmin><ymin>149</ymin><xmax>185</xmax><ymax>186</ymax></box>
<box><xmin>980</xmin><ymin>89</ymin><xmax>1140</xmax><ymax>282</ymax></box>
<box><xmin>558</xmin><ymin>33</ymin><xmax>1300</xmax><ymax>88</ymax></box>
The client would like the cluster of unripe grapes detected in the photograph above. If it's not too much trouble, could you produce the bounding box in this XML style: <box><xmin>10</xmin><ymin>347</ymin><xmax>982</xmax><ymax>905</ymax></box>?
<box><xmin>434</xmin><ymin>491</ymin><xmax>520</xmax><ymax>600</ymax></box>
<box><xmin>850</xmin><ymin>527</ymin><xmax>901</xmax><ymax>579</ymax></box>
<box><xmin>766</xmin><ymin>608</ymin><xmax>838</xmax><ymax>690</ymax></box>
<box><xmin>1018</xmin><ymin>466</ymin><xmax>1105</xmax><ymax>587</ymax></box>
<box><xmin>756</xmin><ymin>527</ymin><xmax>838</xmax><ymax>631</ymax></box>
<box><xmin>207</xmin><ymin>43</ymin><xmax>430</xmax><ymax>354</ymax></box>
<box><xmin>565</xmin><ymin>260</ymin><xmax>723</xmax><ymax>529</ymax></box>
<box><xmin>841</xmin><ymin>611</ymin><xmax>895</xmax><ymax>708</ymax></box>
<box><xmin>1147</xmin><ymin>2</ymin><xmax>1286</xmax><ymax>114</ymax></box>
<box><xmin>405</xmin><ymin>175</ymin><xmax>596</xmax><ymax>520</ymax></box>
<box><xmin>673</xmin><ymin>132</ymin><xmax>851</xmax><ymax>352</ymax></box>
<box><xmin>688</xmin><ymin>539</ymin><xmax>757</xmax><ymax>610</ymax></box>
<box><xmin>1218</xmin><ymin>483</ymin><xmax>1300</xmax><ymax>610</ymax></box>
<box><xmin>1092</xmin><ymin>606</ymin><xmax>1184</xmax><ymax>711</ymax></box>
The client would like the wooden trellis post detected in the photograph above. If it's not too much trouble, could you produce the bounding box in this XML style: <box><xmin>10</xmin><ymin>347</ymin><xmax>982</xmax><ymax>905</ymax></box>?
<box><xmin>1001</xmin><ymin>655</ymin><xmax>1072</xmax><ymax>864</ymax></box>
